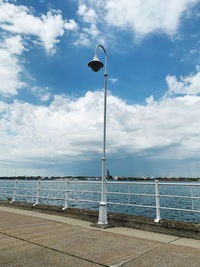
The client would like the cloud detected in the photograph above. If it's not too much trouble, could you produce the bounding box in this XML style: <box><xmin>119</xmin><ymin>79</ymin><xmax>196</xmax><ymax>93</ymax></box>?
<box><xmin>74</xmin><ymin>32</ymin><xmax>91</xmax><ymax>46</ymax></box>
<box><xmin>4</xmin><ymin>35</ymin><xmax>24</xmax><ymax>55</ymax></box>
<box><xmin>107</xmin><ymin>0</ymin><xmax>200</xmax><ymax>38</ymax></box>
<box><xmin>166</xmin><ymin>66</ymin><xmax>200</xmax><ymax>95</ymax></box>
<box><xmin>0</xmin><ymin>35</ymin><xmax>26</xmax><ymax>96</ymax></box>
<box><xmin>105</xmin><ymin>0</ymin><xmax>200</xmax><ymax>38</ymax></box>
<box><xmin>0</xmin><ymin>1</ymin><xmax>79</xmax><ymax>96</ymax></box>
<box><xmin>109</xmin><ymin>78</ymin><xmax>118</xmax><ymax>83</ymax></box>
<box><xmin>83</xmin><ymin>24</ymin><xmax>99</xmax><ymax>39</ymax></box>
<box><xmin>0</xmin><ymin>1</ymin><xmax>78</xmax><ymax>53</ymax></box>
<box><xmin>31</xmin><ymin>86</ymin><xmax>51</xmax><ymax>101</ymax></box>
<box><xmin>189</xmin><ymin>49</ymin><xmax>198</xmax><ymax>54</ymax></box>
<box><xmin>1</xmin><ymin>90</ymin><xmax>200</xmax><ymax>174</ymax></box>
<box><xmin>64</xmin><ymin>19</ymin><xmax>79</xmax><ymax>31</ymax></box>
<box><xmin>77</xmin><ymin>0</ymin><xmax>200</xmax><ymax>43</ymax></box>
<box><xmin>76</xmin><ymin>1</ymin><xmax>103</xmax><ymax>46</ymax></box>
<box><xmin>77</xmin><ymin>3</ymin><xmax>97</xmax><ymax>24</ymax></box>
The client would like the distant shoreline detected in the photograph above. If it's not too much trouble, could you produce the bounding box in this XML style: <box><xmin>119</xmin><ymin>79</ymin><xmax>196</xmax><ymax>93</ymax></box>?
<box><xmin>0</xmin><ymin>176</ymin><xmax>200</xmax><ymax>181</ymax></box>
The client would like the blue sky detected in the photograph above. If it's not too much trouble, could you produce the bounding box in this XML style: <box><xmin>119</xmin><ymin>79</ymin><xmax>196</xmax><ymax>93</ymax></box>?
<box><xmin>1</xmin><ymin>0</ymin><xmax>200</xmax><ymax>177</ymax></box>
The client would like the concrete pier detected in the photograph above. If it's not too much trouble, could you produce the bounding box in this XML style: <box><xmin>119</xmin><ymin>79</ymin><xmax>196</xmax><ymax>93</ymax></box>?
<box><xmin>0</xmin><ymin>205</ymin><xmax>200</xmax><ymax>266</ymax></box>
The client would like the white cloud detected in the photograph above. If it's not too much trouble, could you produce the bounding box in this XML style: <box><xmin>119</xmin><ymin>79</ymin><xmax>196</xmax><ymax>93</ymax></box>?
<box><xmin>76</xmin><ymin>1</ymin><xmax>103</xmax><ymax>46</ymax></box>
<box><xmin>146</xmin><ymin>95</ymin><xmax>155</xmax><ymax>105</ymax></box>
<box><xmin>77</xmin><ymin>3</ymin><xmax>97</xmax><ymax>24</ymax></box>
<box><xmin>31</xmin><ymin>86</ymin><xmax>51</xmax><ymax>101</ymax></box>
<box><xmin>40</xmin><ymin>94</ymin><xmax>51</xmax><ymax>102</ymax></box>
<box><xmin>0</xmin><ymin>1</ymin><xmax>78</xmax><ymax>53</ymax></box>
<box><xmin>166</xmin><ymin>66</ymin><xmax>200</xmax><ymax>95</ymax></box>
<box><xmin>0</xmin><ymin>1</ymin><xmax>79</xmax><ymax>96</ymax></box>
<box><xmin>83</xmin><ymin>24</ymin><xmax>99</xmax><ymax>39</ymax></box>
<box><xmin>105</xmin><ymin>0</ymin><xmax>199</xmax><ymax>38</ymax></box>
<box><xmin>74</xmin><ymin>32</ymin><xmax>91</xmax><ymax>46</ymax></box>
<box><xmin>0</xmin><ymin>35</ymin><xmax>26</xmax><ymax>96</ymax></box>
<box><xmin>109</xmin><ymin>78</ymin><xmax>118</xmax><ymax>83</ymax></box>
<box><xmin>190</xmin><ymin>49</ymin><xmax>198</xmax><ymax>54</ymax></box>
<box><xmin>5</xmin><ymin>35</ymin><xmax>24</xmax><ymax>55</ymax></box>
<box><xmin>64</xmin><ymin>19</ymin><xmax>79</xmax><ymax>31</ymax></box>
<box><xmin>1</xmin><ymin>90</ymin><xmax>200</xmax><ymax>172</ymax></box>
<box><xmin>77</xmin><ymin>0</ymin><xmax>200</xmax><ymax>43</ymax></box>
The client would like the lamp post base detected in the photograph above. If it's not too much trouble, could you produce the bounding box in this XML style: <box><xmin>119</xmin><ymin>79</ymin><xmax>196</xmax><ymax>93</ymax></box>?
<box><xmin>97</xmin><ymin>201</ymin><xmax>108</xmax><ymax>225</ymax></box>
<box><xmin>154</xmin><ymin>217</ymin><xmax>161</xmax><ymax>223</ymax></box>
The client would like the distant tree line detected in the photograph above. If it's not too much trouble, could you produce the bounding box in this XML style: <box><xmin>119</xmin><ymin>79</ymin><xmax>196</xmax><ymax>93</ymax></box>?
<box><xmin>0</xmin><ymin>176</ymin><xmax>98</xmax><ymax>180</ymax></box>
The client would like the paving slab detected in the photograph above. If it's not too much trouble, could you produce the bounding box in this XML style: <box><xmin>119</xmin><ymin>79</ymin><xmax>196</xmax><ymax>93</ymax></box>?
<box><xmin>104</xmin><ymin>227</ymin><xmax>178</xmax><ymax>243</ymax></box>
<box><xmin>122</xmin><ymin>243</ymin><xmax>200</xmax><ymax>267</ymax></box>
<box><xmin>0</xmin><ymin>206</ymin><xmax>91</xmax><ymax>228</ymax></box>
<box><xmin>0</xmin><ymin>233</ymin><xmax>100</xmax><ymax>267</ymax></box>
<box><xmin>172</xmin><ymin>237</ymin><xmax>200</xmax><ymax>249</ymax></box>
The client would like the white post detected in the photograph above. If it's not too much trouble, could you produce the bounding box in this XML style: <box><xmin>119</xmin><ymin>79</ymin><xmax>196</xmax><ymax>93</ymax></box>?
<box><xmin>190</xmin><ymin>187</ymin><xmax>194</xmax><ymax>210</ymax></box>
<box><xmin>98</xmin><ymin>45</ymin><xmax>108</xmax><ymax>225</ymax></box>
<box><xmin>154</xmin><ymin>180</ymin><xmax>161</xmax><ymax>223</ymax></box>
<box><xmin>128</xmin><ymin>183</ymin><xmax>130</xmax><ymax>204</ymax></box>
<box><xmin>33</xmin><ymin>179</ymin><xmax>40</xmax><ymax>206</ymax></box>
<box><xmin>88</xmin><ymin>44</ymin><xmax>108</xmax><ymax>225</ymax></box>
<box><xmin>10</xmin><ymin>180</ymin><xmax>17</xmax><ymax>203</ymax></box>
<box><xmin>62</xmin><ymin>179</ymin><xmax>69</xmax><ymax>210</ymax></box>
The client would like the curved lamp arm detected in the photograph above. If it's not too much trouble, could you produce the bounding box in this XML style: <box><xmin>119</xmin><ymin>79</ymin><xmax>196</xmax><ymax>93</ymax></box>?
<box><xmin>95</xmin><ymin>44</ymin><xmax>107</xmax><ymax>76</ymax></box>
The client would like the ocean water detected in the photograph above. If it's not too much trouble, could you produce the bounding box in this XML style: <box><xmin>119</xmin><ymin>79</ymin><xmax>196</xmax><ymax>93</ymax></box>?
<box><xmin>0</xmin><ymin>179</ymin><xmax>200</xmax><ymax>224</ymax></box>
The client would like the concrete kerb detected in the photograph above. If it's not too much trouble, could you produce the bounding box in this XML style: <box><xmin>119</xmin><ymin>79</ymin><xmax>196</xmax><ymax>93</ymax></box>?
<box><xmin>0</xmin><ymin>200</ymin><xmax>200</xmax><ymax>240</ymax></box>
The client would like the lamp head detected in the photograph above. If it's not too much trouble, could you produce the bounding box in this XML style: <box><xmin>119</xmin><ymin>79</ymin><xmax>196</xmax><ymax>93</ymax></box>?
<box><xmin>88</xmin><ymin>54</ymin><xmax>104</xmax><ymax>72</ymax></box>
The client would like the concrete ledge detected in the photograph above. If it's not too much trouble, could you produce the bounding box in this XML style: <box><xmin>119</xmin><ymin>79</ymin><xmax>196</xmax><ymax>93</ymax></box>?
<box><xmin>90</xmin><ymin>223</ymin><xmax>115</xmax><ymax>229</ymax></box>
<box><xmin>0</xmin><ymin>200</ymin><xmax>200</xmax><ymax>239</ymax></box>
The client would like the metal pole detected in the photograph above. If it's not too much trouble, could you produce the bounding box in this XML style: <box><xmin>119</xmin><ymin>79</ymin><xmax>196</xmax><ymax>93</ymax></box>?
<box><xmin>33</xmin><ymin>179</ymin><xmax>40</xmax><ymax>206</ymax></box>
<box><xmin>11</xmin><ymin>179</ymin><xmax>17</xmax><ymax>203</ymax></box>
<box><xmin>96</xmin><ymin>45</ymin><xmax>108</xmax><ymax>225</ymax></box>
<box><xmin>154</xmin><ymin>180</ymin><xmax>161</xmax><ymax>223</ymax></box>
<box><xmin>62</xmin><ymin>179</ymin><xmax>69</xmax><ymax>210</ymax></box>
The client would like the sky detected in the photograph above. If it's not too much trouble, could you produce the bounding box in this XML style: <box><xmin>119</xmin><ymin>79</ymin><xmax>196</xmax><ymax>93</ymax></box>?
<box><xmin>1</xmin><ymin>0</ymin><xmax>200</xmax><ymax>177</ymax></box>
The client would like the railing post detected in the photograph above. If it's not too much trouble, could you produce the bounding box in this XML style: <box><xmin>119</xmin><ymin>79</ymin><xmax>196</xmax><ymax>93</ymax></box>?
<box><xmin>10</xmin><ymin>180</ymin><xmax>17</xmax><ymax>203</ymax></box>
<box><xmin>128</xmin><ymin>183</ymin><xmax>130</xmax><ymax>204</ymax></box>
<box><xmin>33</xmin><ymin>179</ymin><xmax>40</xmax><ymax>206</ymax></box>
<box><xmin>154</xmin><ymin>180</ymin><xmax>161</xmax><ymax>223</ymax></box>
<box><xmin>62</xmin><ymin>179</ymin><xmax>69</xmax><ymax>210</ymax></box>
<box><xmin>190</xmin><ymin>187</ymin><xmax>194</xmax><ymax>210</ymax></box>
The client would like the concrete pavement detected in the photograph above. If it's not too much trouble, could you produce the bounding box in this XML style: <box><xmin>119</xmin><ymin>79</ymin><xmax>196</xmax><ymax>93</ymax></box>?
<box><xmin>0</xmin><ymin>205</ymin><xmax>200</xmax><ymax>266</ymax></box>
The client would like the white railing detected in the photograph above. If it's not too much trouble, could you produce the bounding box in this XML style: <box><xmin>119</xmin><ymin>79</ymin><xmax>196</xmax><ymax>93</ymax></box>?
<box><xmin>0</xmin><ymin>179</ymin><xmax>200</xmax><ymax>223</ymax></box>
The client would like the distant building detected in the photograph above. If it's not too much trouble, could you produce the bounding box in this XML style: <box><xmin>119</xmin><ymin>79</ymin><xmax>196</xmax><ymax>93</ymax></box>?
<box><xmin>106</xmin><ymin>170</ymin><xmax>112</xmax><ymax>180</ymax></box>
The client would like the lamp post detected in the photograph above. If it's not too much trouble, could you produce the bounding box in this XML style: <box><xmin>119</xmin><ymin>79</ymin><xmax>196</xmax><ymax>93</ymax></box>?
<box><xmin>88</xmin><ymin>44</ymin><xmax>108</xmax><ymax>225</ymax></box>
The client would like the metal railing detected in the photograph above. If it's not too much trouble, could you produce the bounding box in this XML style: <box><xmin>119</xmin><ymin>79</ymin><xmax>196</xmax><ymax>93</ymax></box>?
<box><xmin>107</xmin><ymin>180</ymin><xmax>200</xmax><ymax>222</ymax></box>
<box><xmin>0</xmin><ymin>179</ymin><xmax>200</xmax><ymax>223</ymax></box>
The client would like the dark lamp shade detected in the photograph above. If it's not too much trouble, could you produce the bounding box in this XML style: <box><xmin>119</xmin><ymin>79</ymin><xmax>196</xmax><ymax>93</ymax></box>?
<box><xmin>88</xmin><ymin>55</ymin><xmax>104</xmax><ymax>72</ymax></box>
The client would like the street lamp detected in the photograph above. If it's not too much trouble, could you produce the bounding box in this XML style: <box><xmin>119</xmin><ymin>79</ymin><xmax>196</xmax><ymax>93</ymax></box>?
<box><xmin>88</xmin><ymin>44</ymin><xmax>108</xmax><ymax>225</ymax></box>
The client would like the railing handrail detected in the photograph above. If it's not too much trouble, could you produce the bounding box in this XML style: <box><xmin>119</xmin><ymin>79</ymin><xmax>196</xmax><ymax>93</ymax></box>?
<box><xmin>107</xmin><ymin>181</ymin><xmax>155</xmax><ymax>185</ymax></box>
<box><xmin>1</xmin><ymin>179</ymin><xmax>200</xmax><ymax>223</ymax></box>
<box><xmin>1</xmin><ymin>179</ymin><xmax>199</xmax><ymax>185</ymax></box>
<box><xmin>158</xmin><ymin>182</ymin><xmax>200</xmax><ymax>186</ymax></box>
